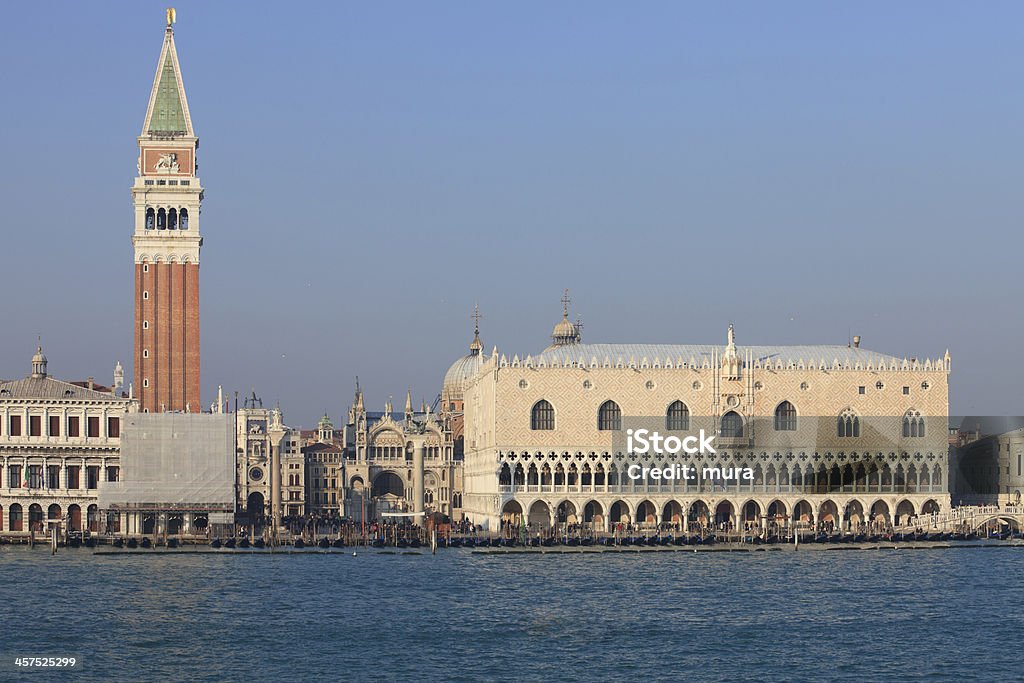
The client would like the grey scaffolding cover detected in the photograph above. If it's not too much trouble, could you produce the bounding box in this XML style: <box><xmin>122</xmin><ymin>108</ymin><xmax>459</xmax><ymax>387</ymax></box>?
<box><xmin>98</xmin><ymin>413</ymin><xmax>234</xmax><ymax>511</ymax></box>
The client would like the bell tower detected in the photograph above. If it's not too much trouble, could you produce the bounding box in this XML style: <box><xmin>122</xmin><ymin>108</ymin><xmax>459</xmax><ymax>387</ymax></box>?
<box><xmin>132</xmin><ymin>9</ymin><xmax>202</xmax><ymax>413</ymax></box>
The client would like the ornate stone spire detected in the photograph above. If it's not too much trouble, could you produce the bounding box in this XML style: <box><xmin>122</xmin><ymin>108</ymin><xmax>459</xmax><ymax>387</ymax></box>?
<box><xmin>349</xmin><ymin>377</ymin><xmax>366</xmax><ymax>425</ymax></box>
<box><xmin>722</xmin><ymin>324</ymin><xmax>741</xmax><ymax>380</ymax></box>
<box><xmin>113</xmin><ymin>360</ymin><xmax>124</xmax><ymax>394</ymax></box>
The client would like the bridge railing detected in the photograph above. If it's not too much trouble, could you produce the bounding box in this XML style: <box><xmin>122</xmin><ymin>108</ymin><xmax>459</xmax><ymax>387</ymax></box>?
<box><xmin>894</xmin><ymin>505</ymin><xmax>1024</xmax><ymax>531</ymax></box>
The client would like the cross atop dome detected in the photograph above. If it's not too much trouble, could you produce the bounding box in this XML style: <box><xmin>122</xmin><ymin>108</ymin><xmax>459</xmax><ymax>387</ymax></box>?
<box><xmin>551</xmin><ymin>289</ymin><xmax>581</xmax><ymax>347</ymax></box>
<box><xmin>471</xmin><ymin>303</ymin><xmax>483</xmax><ymax>333</ymax></box>
<box><xmin>469</xmin><ymin>304</ymin><xmax>483</xmax><ymax>355</ymax></box>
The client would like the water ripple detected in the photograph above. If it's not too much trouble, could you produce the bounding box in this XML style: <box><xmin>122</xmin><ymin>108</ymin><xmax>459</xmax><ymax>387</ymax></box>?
<box><xmin>1</xmin><ymin>546</ymin><xmax>1022</xmax><ymax>681</ymax></box>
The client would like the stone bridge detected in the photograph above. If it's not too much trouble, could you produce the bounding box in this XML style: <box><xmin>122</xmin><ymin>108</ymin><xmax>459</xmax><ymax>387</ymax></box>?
<box><xmin>897</xmin><ymin>505</ymin><xmax>1024</xmax><ymax>532</ymax></box>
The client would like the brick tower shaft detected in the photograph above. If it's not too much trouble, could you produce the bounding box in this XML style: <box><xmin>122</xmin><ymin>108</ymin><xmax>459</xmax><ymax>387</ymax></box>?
<box><xmin>131</xmin><ymin>12</ymin><xmax>202</xmax><ymax>413</ymax></box>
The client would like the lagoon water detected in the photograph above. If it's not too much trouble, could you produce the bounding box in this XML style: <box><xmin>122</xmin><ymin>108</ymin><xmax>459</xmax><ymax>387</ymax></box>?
<box><xmin>3</xmin><ymin>545</ymin><xmax>1023</xmax><ymax>682</ymax></box>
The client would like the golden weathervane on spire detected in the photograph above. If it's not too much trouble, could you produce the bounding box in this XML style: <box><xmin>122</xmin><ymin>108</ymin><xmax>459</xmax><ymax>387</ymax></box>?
<box><xmin>166</xmin><ymin>8</ymin><xmax>177</xmax><ymax>27</ymax></box>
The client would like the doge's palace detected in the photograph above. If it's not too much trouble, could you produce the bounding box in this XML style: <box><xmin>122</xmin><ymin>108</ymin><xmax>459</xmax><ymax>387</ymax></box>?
<box><xmin>459</xmin><ymin>297</ymin><xmax>950</xmax><ymax>534</ymax></box>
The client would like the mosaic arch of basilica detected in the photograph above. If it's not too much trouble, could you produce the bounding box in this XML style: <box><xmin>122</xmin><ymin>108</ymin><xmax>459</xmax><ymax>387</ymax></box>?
<box><xmin>453</xmin><ymin>296</ymin><xmax>952</xmax><ymax>533</ymax></box>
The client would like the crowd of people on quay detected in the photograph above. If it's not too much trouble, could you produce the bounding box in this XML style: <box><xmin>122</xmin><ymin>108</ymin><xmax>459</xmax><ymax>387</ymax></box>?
<box><xmin>191</xmin><ymin>501</ymin><xmax>1024</xmax><ymax>547</ymax></box>
<box><xmin>493</xmin><ymin>516</ymin><xmax>960</xmax><ymax>543</ymax></box>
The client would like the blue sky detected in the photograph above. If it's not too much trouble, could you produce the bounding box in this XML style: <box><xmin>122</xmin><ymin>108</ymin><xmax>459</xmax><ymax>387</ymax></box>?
<box><xmin>1</xmin><ymin>2</ymin><xmax>1021</xmax><ymax>424</ymax></box>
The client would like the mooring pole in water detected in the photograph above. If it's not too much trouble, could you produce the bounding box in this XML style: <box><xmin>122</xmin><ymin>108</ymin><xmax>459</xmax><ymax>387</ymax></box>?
<box><xmin>432</xmin><ymin>529</ymin><xmax>437</xmax><ymax>555</ymax></box>
<box><xmin>51</xmin><ymin>526</ymin><xmax>58</xmax><ymax>555</ymax></box>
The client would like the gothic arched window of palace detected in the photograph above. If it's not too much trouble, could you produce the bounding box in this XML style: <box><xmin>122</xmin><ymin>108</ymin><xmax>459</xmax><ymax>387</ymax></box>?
<box><xmin>531</xmin><ymin>400</ymin><xmax>555</xmax><ymax>431</ymax></box>
<box><xmin>721</xmin><ymin>411</ymin><xmax>743</xmax><ymax>438</ymax></box>
<box><xmin>598</xmin><ymin>400</ymin><xmax>621</xmax><ymax>431</ymax></box>
<box><xmin>903</xmin><ymin>409</ymin><xmax>925</xmax><ymax>438</ymax></box>
<box><xmin>774</xmin><ymin>400</ymin><xmax>797</xmax><ymax>431</ymax></box>
<box><xmin>838</xmin><ymin>409</ymin><xmax>860</xmax><ymax>438</ymax></box>
<box><xmin>666</xmin><ymin>401</ymin><xmax>690</xmax><ymax>431</ymax></box>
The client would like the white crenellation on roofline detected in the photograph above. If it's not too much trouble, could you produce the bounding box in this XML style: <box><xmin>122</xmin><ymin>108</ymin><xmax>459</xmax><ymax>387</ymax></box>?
<box><xmin>486</xmin><ymin>343</ymin><xmax>951</xmax><ymax>373</ymax></box>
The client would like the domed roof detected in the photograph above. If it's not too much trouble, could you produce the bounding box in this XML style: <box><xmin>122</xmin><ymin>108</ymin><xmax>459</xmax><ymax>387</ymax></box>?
<box><xmin>443</xmin><ymin>348</ymin><xmax>485</xmax><ymax>402</ymax></box>
<box><xmin>552</xmin><ymin>316</ymin><xmax>578</xmax><ymax>340</ymax></box>
<box><xmin>547</xmin><ymin>289</ymin><xmax>582</xmax><ymax>349</ymax></box>
<box><xmin>31</xmin><ymin>343</ymin><xmax>48</xmax><ymax>379</ymax></box>
<box><xmin>445</xmin><ymin>308</ymin><xmax>487</xmax><ymax>402</ymax></box>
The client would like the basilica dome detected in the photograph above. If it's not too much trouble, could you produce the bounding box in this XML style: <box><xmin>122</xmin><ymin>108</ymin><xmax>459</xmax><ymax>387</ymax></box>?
<box><xmin>443</xmin><ymin>326</ymin><xmax>486</xmax><ymax>404</ymax></box>
<box><xmin>443</xmin><ymin>352</ymin><xmax>484</xmax><ymax>401</ymax></box>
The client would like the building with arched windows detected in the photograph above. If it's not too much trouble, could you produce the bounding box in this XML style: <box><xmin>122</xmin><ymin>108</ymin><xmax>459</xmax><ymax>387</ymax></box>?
<box><xmin>459</xmin><ymin>300</ymin><xmax>951</xmax><ymax>533</ymax></box>
<box><xmin>234</xmin><ymin>393</ymin><xmax>305</xmax><ymax>523</ymax></box>
<box><xmin>333</xmin><ymin>384</ymin><xmax>464</xmax><ymax>520</ymax></box>
<box><xmin>132</xmin><ymin>15</ymin><xmax>203</xmax><ymax>414</ymax></box>
<box><xmin>0</xmin><ymin>347</ymin><xmax>137</xmax><ymax>538</ymax></box>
